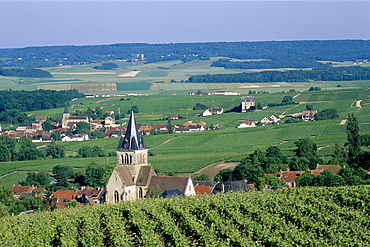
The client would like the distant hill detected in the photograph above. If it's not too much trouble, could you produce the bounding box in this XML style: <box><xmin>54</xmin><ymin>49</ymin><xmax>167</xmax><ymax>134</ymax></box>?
<box><xmin>1</xmin><ymin>40</ymin><xmax>370</xmax><ymax>68</ymax></box>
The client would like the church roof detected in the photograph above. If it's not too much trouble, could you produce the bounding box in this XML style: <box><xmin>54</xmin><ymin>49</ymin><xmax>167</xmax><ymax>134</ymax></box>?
<box><xmin>149</xmin><ymin>176</ymin><xmax>189</xmax><ymax>194</ymax></box>
<box><xmin>63</xmin><ymin>105</ymin><xmax>70</xmax><ymax>114</ymax></box>
<box><xmin>137</xmin><ymin>166</ymin><xmax>156</xmax><ymax>186</ymax></box>
<box><xmin>117</xmin><ymin>112</ymin><xmax>147</xmax><ymax>151</ymax></box>
<box><xmin>115</xmin><ymin>166</ymin><xmax>135</xmax><ymax>186</ymax></box>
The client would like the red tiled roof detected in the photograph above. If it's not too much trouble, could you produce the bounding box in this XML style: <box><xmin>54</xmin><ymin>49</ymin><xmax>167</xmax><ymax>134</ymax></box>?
<box><xmin>194</xmin><ymin>185</ymin><xmax>213</xmax><ymax>195</ymax></box>
<box><xmin>12</xmin><ymin>186</ymin><xmax>33</xmax><ymax>196</ymax></box>
<box><xmin>279</xmin><ymin>171</ymin><xmax>304</xmax><ymax>182</ymax></box>
<box><xmin>53</xmin><ymin>190</ymin><xmax>79</xmax><ymax>201</ymax></box>
<box><xmin>78</xmin><ymin>187</ymin><xmax>105</xmax><ymax>198</ymax></box>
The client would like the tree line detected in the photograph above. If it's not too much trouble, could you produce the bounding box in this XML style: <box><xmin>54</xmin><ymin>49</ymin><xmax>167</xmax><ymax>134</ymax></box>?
<box><xmin>188</xmin><ymin>66</ymin><xmax>370</xmax><ymax>83</ymax></box>
<box><xmin>0</xmin><ymin>67</ymin><xmax>52</xmax><ymax>78</ymax></box>
<box><xmin>1</xmin><ymin>40</ymin><xmax>369</xmax><ymax>68</ymax></box>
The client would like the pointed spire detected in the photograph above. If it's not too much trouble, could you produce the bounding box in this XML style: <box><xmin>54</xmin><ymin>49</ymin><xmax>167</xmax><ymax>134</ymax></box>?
<box><xmin>64</xmin><ymin>104</ymin><xmax>70</xmax><ymax>114</ymax></box>
<box><xmin>117</xmin><ymin>111</ymin><xmax>147</xmax><ymax>151</ymax></box>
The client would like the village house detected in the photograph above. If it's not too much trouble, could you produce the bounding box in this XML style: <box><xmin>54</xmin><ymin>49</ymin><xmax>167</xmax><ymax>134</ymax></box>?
<box><xmin>278</xmin><ymin>171</ymin><xmax>304</xmax><ymax>188</ymax></box>
<box><xmin>301</xmin><ymin>110</ymin><xmax>317</xmax><ymax>121</ymax></box>
<box><xmin>12</xmin><ymin>185</ymin><xmax>34</xmax><ymax>198</ymax></box>
<box><xmin>260</xmin><ymin>115</ymin><xmax>281</xmax><ymax>126</ymax></box>
<box><xmin>167</xmin><ymin>114</ymin><xmax>179</xmax><ymax>120</ymax></box>
<box><xmin>212</xmin><ymin>107</ymin><xmax>223</xmax><ymax>115</ymax></box>
<box><xmin>241</xmin><ymin>96</ymin><xmax>256</xmax><ymax>112</ymax></box>
<box><xmin>237</xmin><ymin>121</ymin><xmax>256</xmax><ymax>128</ymax></box>
<box><xmin>202</xmin><ymin>109</ymin><xmax>212</xmax><ymax>116</ymax></box>
<box><xmin>76</xmin><ymin>187</ymin><xmax>106</xmax><ymax>204</ymax></box>
<box><xmin>105</xmin><ymin>112</ymin><xmax>196</xmax><ymax>203</ymax></box>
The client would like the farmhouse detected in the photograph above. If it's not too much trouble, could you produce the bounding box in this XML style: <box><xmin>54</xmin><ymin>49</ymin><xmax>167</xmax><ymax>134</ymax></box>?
<box><xmin>302</xmin><ymin>110</ymin><xmax>317</xmax><ymax>121</ymax></box>
<box><xmin>260</xmin><ymin>115</ymin><xmax>281</xmax><ymax>126</ymax></box>
<box><xmin>241</xmin><ymin>96</ymin><xmax>256</xmax><ymax>112</ymax></box>
<box><xmin>106</xmin><ymin>112</ymin><xmax>195</xmax><ymax>203</ymax></box>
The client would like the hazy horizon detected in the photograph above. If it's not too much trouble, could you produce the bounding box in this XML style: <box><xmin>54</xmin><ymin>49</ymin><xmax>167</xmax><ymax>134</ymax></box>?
<box><xmin>1</xmin><ymin>1</ymin><xmax>369</xmax><ymax>49</ymax></box>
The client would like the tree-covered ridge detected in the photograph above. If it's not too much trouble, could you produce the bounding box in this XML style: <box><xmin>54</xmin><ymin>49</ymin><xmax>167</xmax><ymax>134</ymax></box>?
<box><xmin>188</xmin><ymin>66</ymin><xmax>370</xmax><ymax>83</ymax></box>
<box><xmin>0</xmin><ymin>67</ymin><xmax>52</xmax><ymax>78</ymax></box>
<box><xmin>0</xmin><ymin>40</ymin><xmax>369</xmax><ymax>68</ymax></box>
<box><xmin>0</xmin><ymin>89</ymin><xmax>83</xmax><ymax>113</ymax></box>
<box><xmin>1</xmin><ymin>186</ymin><xmax>370</xmax><ymax>246</ymax></box>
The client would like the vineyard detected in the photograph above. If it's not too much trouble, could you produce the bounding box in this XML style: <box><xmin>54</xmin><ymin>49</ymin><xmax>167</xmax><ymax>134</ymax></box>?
<box><xmin>1</xmin><ymin>186</ymin><xmax>370</xmax><ymax>246</ymax></box>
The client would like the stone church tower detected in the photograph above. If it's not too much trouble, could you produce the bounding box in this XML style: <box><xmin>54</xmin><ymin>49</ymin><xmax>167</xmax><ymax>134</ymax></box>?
<box><xmin>62</xmin><ymin>105</ymin><xmax>70</xmax><ymax>128</ymax></box>
<box><xmin>105</xmin><ymin>112</ymin><xmax>156</xmax><ymax>203</ymax></box>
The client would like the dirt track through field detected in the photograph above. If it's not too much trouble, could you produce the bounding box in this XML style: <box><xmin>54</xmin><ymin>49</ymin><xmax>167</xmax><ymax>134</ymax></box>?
<box><xmin>195</xmin><ymin>161</ymin><xmax>238</xmax><ymax>180</ymax></box>
<box><xmin>151</xmin><ymin>137</ymin><xmax>177</xmax><ymax>149</ymax></box>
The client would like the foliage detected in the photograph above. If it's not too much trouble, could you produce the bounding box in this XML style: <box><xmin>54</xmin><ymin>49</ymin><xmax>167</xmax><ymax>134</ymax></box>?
<box><xmin>309</xmin><ymin>87</ymin><xmax>322</xmax><ymax>91</ymax></box>
<box><xmin>193</xmin><ymin>103</ymin><xmax>208</xmax><ymax>110</ymax></box>
<box><xmin>167</xmin><ymin>120</ymin><xmax>173</xmax><ymax>134</ymax></box>
<box><xmin>45</xmin><ymin>143</ymin><xmax>65</xmax><ymax>159</ymax></box>
<box><xmin>20</xmin><ymin>172</ymin><xmax>51</xmax><ymax>187</ymax></box>
<box><xmin>1</xmin><ymin>186</ymin><xmax>370</xmax><ymax>245</ymax></box>
<box><xmin>93</xmin><ymin>62</ymin><xmax>118</xmax><ymax>70</ymax></box>
<box><xmin>193</xmin><ymin>174</ymin><xmax>211</xmax><ymax>181</ymax></box>
<box><xmin>75</xmin><ymin>122</ymin><xmax>90</xmax><ymax>134</ymax></box>
<box><xmin>189</xmin><ymin>66</ymin><xmax>370</xmax><ymax>83</ymax></box>
<box><xmin>84</xmin><ymin>162</ymin><xmax>106</xmax><ymax>187</ymax></box>
<box><xmin>77</xmin><ymin>146</ymin><xmax>105</xmax><ymax>158</ymax></box>
<box><xmin>0</xmin><ymin>67</ymin><xmax>52</xmax><ymax>78</ymax></box>
<box><xmin>314</xmin><ymin>108</ymin><xmax>339</xmax><ymax>120</ymax></box>
<box><xmin>91</xmin><ymin>130</ymin><xmax>105</xmax><ymax>139</ymax></box>
<box><xmin>0</xmin><ymin>185</ymin><xmax>16</xmax><ymax>206</ymax></box>
<box><xmin>346</xmin><ymin>113</ymin><xmax>361</xmax><ymax>167</ymax></box>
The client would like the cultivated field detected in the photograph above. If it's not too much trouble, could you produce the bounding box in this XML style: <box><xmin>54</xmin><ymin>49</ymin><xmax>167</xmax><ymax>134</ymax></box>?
<box><xmin>2</xmin><ymin>58</ymin><xmax>370</xmax><ymax>94</ymax></box>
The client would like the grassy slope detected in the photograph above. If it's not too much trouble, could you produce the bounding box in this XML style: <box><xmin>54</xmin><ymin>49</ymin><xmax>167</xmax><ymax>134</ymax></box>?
<box><xmin>1</xmin><ymin>186</ymin><xmax>369</xmax><ymax>246</ymax></box>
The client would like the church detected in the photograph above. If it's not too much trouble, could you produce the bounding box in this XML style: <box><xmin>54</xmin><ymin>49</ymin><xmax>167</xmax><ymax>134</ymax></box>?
<box><xmin>62</xmin><ymin>105</ymin><xmax>90</xmax><ymax>129</ymax></box>
<box><xmin>105</xmin><ymin>112</ymin><xmax>195</xmax><ymax>203</ymax></box>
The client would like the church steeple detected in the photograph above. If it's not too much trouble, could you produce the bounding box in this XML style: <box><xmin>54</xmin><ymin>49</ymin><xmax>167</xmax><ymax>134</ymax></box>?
<box><xmin>63</xmin><ymin>104</ymin><xmax>70</xmax><ymax>114</ymax></box>
<box><xmin>117</xmin><ymin>111</ymin><xmax>147</xmax><ymax>151</ymax></box>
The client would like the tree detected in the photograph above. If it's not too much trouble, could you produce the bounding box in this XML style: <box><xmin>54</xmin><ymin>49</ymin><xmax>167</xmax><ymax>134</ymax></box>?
<box><xmin>52</xmin><ymin>165</ymin><xmax>72</xmax><ymax>188</ymax></box>
<box><xmin>50</xmin><ymin>132</ymin><xmax>61</xmax><ymax>141</ymax></box>
<box><xmin>294</xmin><ymin>138</ymin><xmax>317</xmax><ymax>159</ymax></box>
<box><xmin>214</xmin><ymin>169</ymin><xmax>233</xmax><ymax>182</ymax></box>
<box><xmin>167</xmin><ymin>120</ymin><xmax>173</xmax><ymax>134</ymax></box>
<box><xmin>45</xmin><ymin>143</ymin><xmax>65</xmax><ymax>159</ymax></box>
<box><xmin>255</xmin><ymin>177</ymin><xmax>266</xmax><ymax>191</ymax></box>
<box><xmin>314</xmin><ymin>108</ymin><xmax>339</xmax><ymax>120</ymax></box>
<box><xmin>346</xmin><ymin>113</ymin><xmax>361</xmax><ymax>167</ymax></box>
<box><xmin>193</xmin><ymin>174</ymin><xmax>211</xmax><ymax>181</ymax></box>
<box><xmin>281</xmin><ymin>96</ymin><xmax>294</xmax><ymax>105</ymax></box>
<box><xmin>91</xmin><ymin>130</ymin><xmax>105</xmax><ymax>139</ymax></box>
<box><xmin>329</xmin><ymin>143</ymin><xmax>346</xmax><ymax>165</ymax></box>
<box><xmin>85</xmin><ymin>162</ymin><xmax>106</xmax><ymax>187</ymax></box>
<box><xmin>312</xmin><ymin>170</ymin><xmax>345</xmax><ymax>187</ymax></box>
<box><xmin>42</xmin><ymin>120</ymin><xmax>53</xmax><ymax>131</ymax></box>
<box><xmin>21</xmin><ymin>172</ymin><xmax>51</xmax><ymax>187</ymax></box>
<box><xmin>265</xmin><ymin>146</ymin><xmax>287</xmax><ymax>165</ymax></box>
<box><xmin>0</xmin><ymin>185</ymin><xmax>17</xmax><ymax>206</ymax></box>
<box><xmin>75</xmin><ymin>122</ymin><xmax>90</xmax><ymax>134</ymax></box>
<box><xmin>264</xmin><ymin>175</ymin><xmax>285</xmax><ymax>187</ymax></box>
<box><xmin>295</xmin><ymin>171</ymin><xmax>315</xmax><ymax>187</ymax></box>
<box><xmin>0</xmin><ymin>144</ymin><xmax>11</xmax><ymax>162</ymax></box>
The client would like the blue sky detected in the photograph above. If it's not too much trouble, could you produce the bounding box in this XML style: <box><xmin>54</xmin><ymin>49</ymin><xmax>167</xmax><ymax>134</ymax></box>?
<box><xmin>1</xmin><ymin>1</ymin><xmax>369</xmax><ymax>48</ymax></box>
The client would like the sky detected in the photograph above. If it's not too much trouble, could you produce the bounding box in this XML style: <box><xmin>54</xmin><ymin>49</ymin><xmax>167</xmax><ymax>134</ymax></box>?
<box><xmin>0</xmin><ymin>0</ymin><xmax>369</xmax><ymax>49</ymax></box>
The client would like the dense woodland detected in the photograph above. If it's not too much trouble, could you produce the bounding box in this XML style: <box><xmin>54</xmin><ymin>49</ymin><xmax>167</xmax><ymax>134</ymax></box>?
<box><xmin>0</xmin><ymin>68</ymin><xmax>52</xmax><ymax>78</ymax></box>
<box><xmin>0</xmin><ymin>40</ymin><xmax>369</xmax><ymax>68</ymax></box>
<box><xmin>189</xmin><ymin>66</ymin><xmax>370</xmax><ymax>83</ymax></box>
<box><xmin>0</xmin><ymin>89</ymin><xmax>84</xmax><ymax>124</ymax></box>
